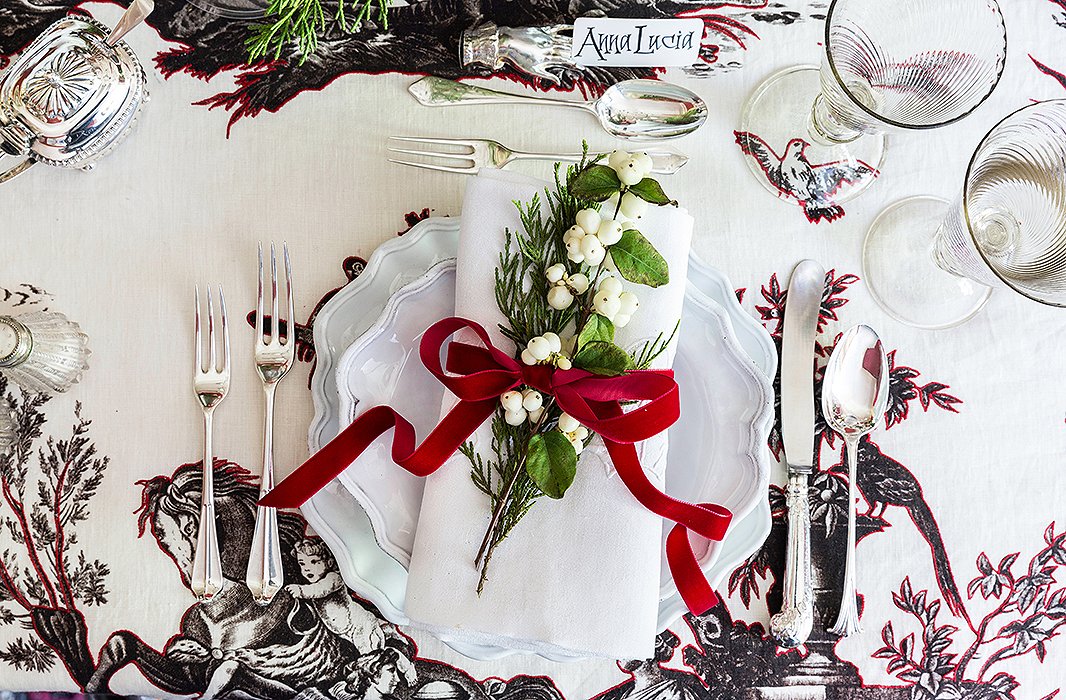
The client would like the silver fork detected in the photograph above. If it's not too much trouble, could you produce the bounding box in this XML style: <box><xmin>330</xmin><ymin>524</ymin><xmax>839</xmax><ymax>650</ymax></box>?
<box><xmin>192</xmin><ymin>285</ymin><xmax>229</xmax><ymax>602</ymax></box>
<box><xmin>246</xmin><ymin>242</ymin><xmax>295</xmax><ymax>605</ymax></box>
<box><xmin>387</xmin><ymin>136</ymin><xmax>689</xmax><ymax>175</ymax></box>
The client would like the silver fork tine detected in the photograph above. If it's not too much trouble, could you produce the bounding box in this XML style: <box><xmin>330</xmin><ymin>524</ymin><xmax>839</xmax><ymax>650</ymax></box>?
<box><xmin>194</xmin><ymin>286</ymin><xmax>202</xmax><ymax>373</ymax></box>
<box><xmin>256</xmin><ymin>242</ymin><xmax>264</xmax><ymax>342</ymax></box>
<box><xmin>387</xmin><ymin>146</ymin><xmax>476</xmax><ymax>163</ymax></box>
<box><xmin>283</xmin><ymin>243</ymin><xmax>294</xmax><ymax>345</ymax></box>
<box><xmin>387</xmin><ymin>158</ymin><xmax>476</xmax><ymax>175</ymax></box>
<box><xmin>390</xmin><ymin>135</ymin><xmax>478</xmax><ymax>149</ymax></box>
<box><xmin>219</xmin><ymin>285</ymin><xmax>229</xmax><ymax>373</ymax></box>
<box><xmin>207</xmin><ymin>285</ymin><xmax>216</xmax><ymax>372</ymax></box>
<box><xmin>270</xmin><ymin>242</ymin><xmax>279</xmax><ymax>341</ymax></box>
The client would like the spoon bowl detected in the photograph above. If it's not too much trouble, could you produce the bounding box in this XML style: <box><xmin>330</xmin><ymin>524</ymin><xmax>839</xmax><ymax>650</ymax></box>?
<box><xmin>594</xmin><ymin>79</ymin><xmax>708</xmax><ymax>139</ymax></box>
<box><xmin>822</xmin><ymin>325</ymin><xmax>889</xmax><ymax>440</ymax></box>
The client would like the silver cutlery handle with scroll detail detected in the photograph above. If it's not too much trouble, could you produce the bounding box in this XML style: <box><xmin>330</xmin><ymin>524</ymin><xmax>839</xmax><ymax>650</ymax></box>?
<box><xmin>770</xmin><ymin>472</ymin><xmax>815</xmax><ymax>648</ymax></box>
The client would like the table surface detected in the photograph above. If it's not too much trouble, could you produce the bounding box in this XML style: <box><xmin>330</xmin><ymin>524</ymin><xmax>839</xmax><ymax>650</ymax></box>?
<box><xmin>3</xmin><ymin>0</ymin><xmax>1066</xmax><ymax>698</ymax></box>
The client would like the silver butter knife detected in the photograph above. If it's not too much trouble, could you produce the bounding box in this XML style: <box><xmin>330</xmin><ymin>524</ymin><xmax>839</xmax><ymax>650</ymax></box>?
<box><xmin>770</xmin><ymin>259</ymin><xmax>825</xmax><ymax>649</ymax></box>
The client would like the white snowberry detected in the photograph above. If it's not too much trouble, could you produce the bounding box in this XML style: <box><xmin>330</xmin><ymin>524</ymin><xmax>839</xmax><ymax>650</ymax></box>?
<box><xmin>568</xmin><ymin>273</ymin><xmax>590</xmax><ymax>294</ymax></box>
<box><xmin>573</xmin><ymin>426</ymin><xmax>590</xmax><ymax>441</ymax></box>
<box><xmin>618</xmin><ymin>291</ymin><xmax>639</xmax><ymax>315</ymax></box>
<box><xmin>618</xmin><ymin>163</ymin><xmax>643</xmax><ymax>187</ymax></box>
<box><xmin>504</xmin><ymin>408</ymin><xmax>528</xmax><ymax>426</ymax></box>
<box><xmin>608</xmin><ymin>149</ymin><xmax>630</xmax><ymax>170</ymax></box>
<box><xmin>555</xmin><ymin>356</ymin><xmax>572</xmax><ymax>371</ymax></box>
<box><xmin>558</xmin><ymin>412</ymin><xmax>580</xmax><ymax>433</ymax></box>
<box><xmin>527</xmin><ymin>406</ymin><xmax>545</xmax><ymax>424</ymax></box>
<box><xmin>522</xmin><ymin>390</ymin><xmax>543</xmax><ymax>412</ymax></box>
<box><xmin>599</xmin><ymin>295</ymin><xmax>621</xmax><ymax>318</ymax></box>
<box><xmin>575</xmin><ymin>209</ymin><xmax>601</xmax><ymax>236</ymax></box>
<box><xmin>545</xmin><ymin>263</ymin><xmax>566</xmax><ymax>284</ymax></box>
<box><xmin>631</xmin><ymin>152</ymin><xmax>653</xmax><ymax>176</ymax></box>
<box><xmin>542</xmin><ymin>332</ymin><xmax>562</xmax><ymax>353</ymax></box>
<box><xmin>565</xmin><ymin>225</ymin><xmax>585</xmax><ymax>243</ymax></box>
<box><xmin>547</xmin><ymin>285</ymin><xmax>574</xmax><ymax>310</ymax></box>
<box><xmin>582</xmin><ymin>240</ymin><xmax>606</xmax><ymax>266</ymax></box>
<box><xmin>569</xmin><ymin>437</ymin><xmax>585</xmax><ymax>456</ymax></box>
<box><xmin>500</xmin><ymin>390</ymin><xmax>523</xmax><ymax>412</ymax></box>
<box><xmin>521</xmin><ymin>349</ymin><xmax>537</xmax><ymax>366</ymax></box>
<box><xmin>580</xmin><ymin>235</ymin><xmax>606</xmax><ymax>264</ymax></box>
<box><xmin>566</xmin><ymin>237</ymin><xmax>585</xmax><ymax>263</ymax></box>
<box><xmin>596</xmin><ymin>219</ymin><xmax>624</xmax><ymax>246</ymax></box>
<box><xmin>613</xmin><ymin>313</ymin><xmax>632</xmax><ymax>328</ymax></box>
<box><xmin>527</xmin><ymin>337</ymin><xmax>552</xmax><ymax>361</ymax></box>
<box><xmin>620</xmin><ymin>192</ymin><xmax>648</xmax><ymax>220</ymax></box>
<box><xmin>598</xmin><ymin>276</ymin><xmax>623</xmax><ymax>297</ymax></box>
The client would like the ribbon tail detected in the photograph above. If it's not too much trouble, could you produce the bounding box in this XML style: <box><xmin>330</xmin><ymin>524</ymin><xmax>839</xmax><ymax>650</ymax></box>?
<box><xmin>603</xmin><ymin>438</ymin><xmax>732</xmax><ymax>616</ymax></box>
<box><xmin>261</xmin><ymin>399</ymin><xmax>498</xmax><ymax>508</ymax></box>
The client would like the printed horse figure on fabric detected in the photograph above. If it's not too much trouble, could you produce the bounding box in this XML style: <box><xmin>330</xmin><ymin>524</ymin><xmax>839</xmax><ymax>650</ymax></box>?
<box><xmin>86</xmin><ymin>460</ymin><xmax>364</xmax><ymax>698</ymax></box>
<box><xmin>80</xmin><ymin>460</ymin><xmax>561</xmax><ymax>700</ymax></box>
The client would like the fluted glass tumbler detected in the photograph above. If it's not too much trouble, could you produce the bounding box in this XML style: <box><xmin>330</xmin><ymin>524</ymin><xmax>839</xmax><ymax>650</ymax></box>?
<box><xmin>738</xmin><ymin>0</ymin><xmax>1006</xmax><ymax>219</ymax></box>
<box><xmin>864</xmin><ymin>100</ymin><xmax>1066</xmax><ymax>328</ymax></box>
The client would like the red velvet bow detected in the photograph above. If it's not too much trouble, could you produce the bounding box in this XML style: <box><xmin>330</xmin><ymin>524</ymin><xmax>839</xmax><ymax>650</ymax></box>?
<box><xmin>261</xmin><ymin>317</ymin><xmax>732</xmax><ymax>615</ymax></box>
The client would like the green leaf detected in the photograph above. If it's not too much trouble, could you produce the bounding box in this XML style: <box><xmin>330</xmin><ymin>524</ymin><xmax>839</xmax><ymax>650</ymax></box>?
<box><xmin>570</xmin><ymin>165</ymin><xmax>622</xmax><ymax>202</ymax></box>
<box><xmin>612</xmin><ymin>229</ymin><xmax>670</xmax><ymax>288</ymax></box>
<box><xmin>577</xmin><ymin>314</ymin><xmax>615</xmax><ymax>352</ymax></box>
<box><xmin>573</xmin><ymin>340</ymin><xmax>634</xmax><ymax>376</ymax></box>
<box><xmin>627</xmin><ymin>177</ymin><xmax>676</xmax><ymax>206</ymax></box>
<box><xmin>526</xmin><ymin>432</ymin><xmax>577</xmax><ymax>499</ymax></box>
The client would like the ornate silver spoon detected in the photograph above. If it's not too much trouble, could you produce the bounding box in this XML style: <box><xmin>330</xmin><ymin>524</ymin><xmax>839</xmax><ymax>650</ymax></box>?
<box><xmin>822</xmin><ymin>324</ymin><xmax>889</xmax><ymax>637</ymax></box>
<box><xmin>408</xmin><ymin>76</ymin><xmax>708</xmax><ymax>140</ymax></box>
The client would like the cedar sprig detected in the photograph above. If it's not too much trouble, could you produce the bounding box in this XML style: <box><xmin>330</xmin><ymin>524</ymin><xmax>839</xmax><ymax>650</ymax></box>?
<box><xmin>246</xmin><ymin>0</ymin><xmax>388</xmax><ymax>64</ymax></box>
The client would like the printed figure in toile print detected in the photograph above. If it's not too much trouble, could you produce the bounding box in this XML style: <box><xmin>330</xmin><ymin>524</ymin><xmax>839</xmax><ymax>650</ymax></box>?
<box><xmin>77</xmin><ymin>458</ymin><xmax>562</xmax><ymax>699</ymax></box>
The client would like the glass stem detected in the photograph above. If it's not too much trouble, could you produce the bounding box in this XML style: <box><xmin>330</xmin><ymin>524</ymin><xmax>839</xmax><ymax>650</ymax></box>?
<box><xmin>808</xmin><ymin>93</ymin><xmax>863</xmax><ymax>146</ymax></box>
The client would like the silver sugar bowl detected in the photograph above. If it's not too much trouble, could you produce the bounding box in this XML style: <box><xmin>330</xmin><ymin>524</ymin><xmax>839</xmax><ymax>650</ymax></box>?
<box><xmin>0</xmin><ymin>12</ymin><xmax>149</xmax><ymax>184</ymax></box>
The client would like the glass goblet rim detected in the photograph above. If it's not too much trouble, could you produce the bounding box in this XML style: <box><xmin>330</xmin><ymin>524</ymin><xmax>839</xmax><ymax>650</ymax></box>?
<box><xmin>961</xmin><ymin>98</ymin><xmax>1066</xmax><ymax>308</ymax></box>
<box><xmin>823</xmin><ymin>0</ymin><xmax>1008</xmax><ymax>132</ymax></box>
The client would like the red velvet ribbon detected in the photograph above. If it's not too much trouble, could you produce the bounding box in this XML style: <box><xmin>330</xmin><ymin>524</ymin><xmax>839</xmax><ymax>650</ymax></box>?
<box><xmin>261</xmin><ymin>317</ymin><xmax>732</xmax><ymax>615</ymax></box>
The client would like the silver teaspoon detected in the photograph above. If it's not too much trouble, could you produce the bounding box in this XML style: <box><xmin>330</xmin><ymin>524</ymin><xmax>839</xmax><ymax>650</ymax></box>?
<box><xmin>408</xmin><ymin>77</ymin><xmax>707</xmax><ymax>140</ymax></box>
<box><xmin>822</xmin><ymin>324</ymin><xmax>889</xmax><ymax>637</ymax></box>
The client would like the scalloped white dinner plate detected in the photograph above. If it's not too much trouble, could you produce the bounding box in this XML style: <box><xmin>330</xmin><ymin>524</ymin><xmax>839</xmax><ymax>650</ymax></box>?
<box><xmin>302</xmin><ymin>217</ymin><xmax>776</xmax><ymax>660</ymax></box>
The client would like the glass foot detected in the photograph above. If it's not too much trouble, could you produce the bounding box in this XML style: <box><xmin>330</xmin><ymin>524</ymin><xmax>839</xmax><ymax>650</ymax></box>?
<box><xmin>187</xmin><ymin>0</ymin><xmax>270</xmax><ymax>20</ymax></box>
<box><xmin>863</xmin><ymin>196</ymin><xmax>993</xmax><ymax>329</ymax></box>
<box><xmin>737</xmin><ymin>66</ymin><xmax>885</xmax><ymax>222</ymax></box>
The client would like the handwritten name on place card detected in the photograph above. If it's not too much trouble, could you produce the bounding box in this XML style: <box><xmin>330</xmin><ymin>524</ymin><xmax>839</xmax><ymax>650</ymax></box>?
<box><xmin>570</xmin><ymin>18</ymin><xmax>704</xmax><ymax>67</ymax></box>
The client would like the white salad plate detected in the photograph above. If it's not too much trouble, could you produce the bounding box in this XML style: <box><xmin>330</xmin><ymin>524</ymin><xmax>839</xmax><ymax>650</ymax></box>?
<box><xmin>301</xmin><ymin>217</ymin><xmax>777</xmax><ymax>660</ymax></box>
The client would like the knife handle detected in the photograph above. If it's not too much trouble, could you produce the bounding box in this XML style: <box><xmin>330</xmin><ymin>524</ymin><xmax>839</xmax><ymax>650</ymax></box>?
<box><xmin>770</xmin><ymin>472</ymin><xmax>815</xmax><ymax>648</ymax></box>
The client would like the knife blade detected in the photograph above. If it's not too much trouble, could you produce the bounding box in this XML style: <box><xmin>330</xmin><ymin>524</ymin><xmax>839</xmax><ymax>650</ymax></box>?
<box><xmin>770</xmin><ymin>259</ymin><xmax>824</xmax><ymax>649</ymax></box>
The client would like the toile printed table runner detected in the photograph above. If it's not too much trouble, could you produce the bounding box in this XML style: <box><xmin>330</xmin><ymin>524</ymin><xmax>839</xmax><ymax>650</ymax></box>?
<box><xmin>2</xmin><ymin>0</ymin><xmax>1066</xmax><ymax>698</ymax></box>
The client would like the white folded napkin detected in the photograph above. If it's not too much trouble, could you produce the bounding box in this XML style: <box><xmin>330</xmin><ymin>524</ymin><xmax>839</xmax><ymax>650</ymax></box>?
<box><xmin>404</xmin><ymin>169</ymin><xmax>693</xmax><ymax>659</ymax></box>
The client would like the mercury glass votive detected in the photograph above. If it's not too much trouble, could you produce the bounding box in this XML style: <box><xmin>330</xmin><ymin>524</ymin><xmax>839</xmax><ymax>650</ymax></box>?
<box><xmin>0</xmin><ymin>312</ymin><xmax>91</xmax><ymax>393</ymax></box>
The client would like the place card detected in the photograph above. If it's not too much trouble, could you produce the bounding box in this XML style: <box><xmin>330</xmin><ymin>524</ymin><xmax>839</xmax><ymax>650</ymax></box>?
<box><xmin>570</xmin><ymin>18</ymin><xmax>704</xmax><ymax>67</ymax></box>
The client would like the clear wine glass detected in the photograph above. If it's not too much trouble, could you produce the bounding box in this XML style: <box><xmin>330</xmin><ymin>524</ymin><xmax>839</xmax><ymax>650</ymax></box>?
<box><xmin>738</xmin><ymin>0</ymin><xmax>1006</xmax><ymax>220</ymax></box>
<box><xmin>863</xmin><ymin>100</ymin><xmax>1066</xmax><ymax>328</ymax></box>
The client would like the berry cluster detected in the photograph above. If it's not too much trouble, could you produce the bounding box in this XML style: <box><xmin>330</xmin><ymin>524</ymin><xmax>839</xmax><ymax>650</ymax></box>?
<box><xmin>545</xmin><ymin>263</ymin><xmax>590</xmax><ymax>311</ymax></box>
<box><xmin>557</xmin><ymin>413</ymin><xmax>590</xmax><ymax>455</ymax></box>
<box><xmin>500</xmin><ymin>389</ymin><xmax>544</xmax><ymax>426</ymax></box>
<box><xmin>592</xmin><ymin>276</ymin><xmax>639</xmax><ymax>328</ymax></box>
<box><xmin>520</xmin><ymin>332</ymin><xmax>572</xmax><ymax>370</ymax></box>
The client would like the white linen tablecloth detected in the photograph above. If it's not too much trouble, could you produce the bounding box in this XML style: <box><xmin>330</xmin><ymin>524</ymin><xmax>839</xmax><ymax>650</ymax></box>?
<box><xmin>2</xmin><ymin>0</ymin><xmax>1066</xmax><ymax>697</ymax></box>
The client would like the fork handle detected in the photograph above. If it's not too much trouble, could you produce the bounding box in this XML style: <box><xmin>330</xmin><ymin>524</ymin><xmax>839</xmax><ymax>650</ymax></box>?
<box><xmin>191</xmin><ymin>410</ymin><xmax>224</xmax><ymax>601</ymax></box>
<box><xmin>246</xmin><ymin>385</ymin><xmax>284</xmax><ymax>605</ymax></box>
<box><xmin>508</xmin><ymin>149</ymin><xmax>688</xmax><ymax>175</ymax></box>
